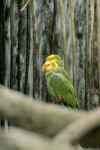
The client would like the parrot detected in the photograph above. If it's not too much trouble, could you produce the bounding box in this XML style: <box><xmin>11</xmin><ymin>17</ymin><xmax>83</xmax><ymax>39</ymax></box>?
<box><xmin>42</xmin><ymin>58</ymin><xmax>78</xmax><ymax>108</ymax></box>
<box><xmin>45</xmin><ymin>54</ymin><xmax>72</xmax><ymax>83</ymax></box>
<box><xmin>45</xmin><ymin>54</ymin><xmax>64</xmax><ymax>68</ymax></box>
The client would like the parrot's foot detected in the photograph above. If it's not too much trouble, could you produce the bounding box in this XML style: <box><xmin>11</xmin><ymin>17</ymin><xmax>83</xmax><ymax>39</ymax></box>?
<box><xmin>57</xmin><ymin>98</ymin><xmax>65</xmax><ymax>105</ymax></box>
<box><xmin>56</xmin><ymin>94</ymin><xmax>64</xmax><ymax>100</ymax></box>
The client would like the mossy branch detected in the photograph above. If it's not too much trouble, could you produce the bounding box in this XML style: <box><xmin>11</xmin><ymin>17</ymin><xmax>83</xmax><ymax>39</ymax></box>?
<box><xmin>0</xmin><ymin>85</ymin><xmax>100</xmax><ymax>147</ymax></box>
<box><xmin>0</xmin><ymin>85</ymin><xmax>83</xmax><ymax>137</ymax></box>
<box><xmin>54</xmin><ymin>107</ymin><xmax>100</xmax><ymax>147</ymax></box>
<box><xmin>0</xmin><ymin>127</ymin><xmax>81</xmax><ymax>150</ymax></box>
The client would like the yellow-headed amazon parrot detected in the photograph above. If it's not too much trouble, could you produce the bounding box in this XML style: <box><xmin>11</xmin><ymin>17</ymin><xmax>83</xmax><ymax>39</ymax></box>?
<box><xmin>42</xmin><ymin>57</ymin><xmax>78</xmax><ymax>108</ymax></box>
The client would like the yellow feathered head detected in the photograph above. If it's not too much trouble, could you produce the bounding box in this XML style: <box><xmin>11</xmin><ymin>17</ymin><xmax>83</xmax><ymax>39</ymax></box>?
<box><xmin>46</xmin><ymin>54</ymin><xmax>62</xmax><ymax>62</ymax></box>
<box><xmin>42</xmin><ymin>60</ymin><xmax>59</xmax><ymax>72</ymax></box>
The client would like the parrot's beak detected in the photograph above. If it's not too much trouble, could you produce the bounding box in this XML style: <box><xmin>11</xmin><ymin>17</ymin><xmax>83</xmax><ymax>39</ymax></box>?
<box><xmin>41</xmin><ymin>65</ymin><xmax>46</xmax><ymax>72</ymax></box>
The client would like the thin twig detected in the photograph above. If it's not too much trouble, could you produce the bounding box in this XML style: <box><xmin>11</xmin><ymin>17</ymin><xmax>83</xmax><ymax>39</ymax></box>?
<box><xmin>20</xmin><ymin>0</ymin><xmax>31</xmax><ymax>12</ymax></box>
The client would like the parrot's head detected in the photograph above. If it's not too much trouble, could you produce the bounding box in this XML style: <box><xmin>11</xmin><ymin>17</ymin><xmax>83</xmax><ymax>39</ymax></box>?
<box><xmin>42</xmin><ymin>60</ymin><xmax>59</xmax><ymax>72</ymax></box>
<box><xmin>46</xmin><ymin>54</ymin><xmax>62</xmax><ymax>63</ymax></box>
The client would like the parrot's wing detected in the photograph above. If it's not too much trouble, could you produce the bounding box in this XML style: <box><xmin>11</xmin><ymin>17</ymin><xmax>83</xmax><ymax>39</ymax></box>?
<box><xmin>56</xmin><ymin>68</ymin><xmax>73</xmax><ymax>84</ymax></box>
<box><xmin>48</xmin><ymin>72</ymin><xmax>77</xmax><ymax>107</ymax></box>
<box><xmin>46</xmin><ymin>74</ymin><xmax>59</xmax><ymax>102</ymax></box>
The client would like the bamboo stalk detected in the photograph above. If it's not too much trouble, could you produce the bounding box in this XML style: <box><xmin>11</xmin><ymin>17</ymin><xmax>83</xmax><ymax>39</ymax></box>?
<box><xmin>85</xmin><ymin>0</ymin><xmax>89</xmax><ymax>109</ymax></box>
<box><xmin>31</xmin><ymin>0</ymin><xmax>37</xmax><ymax>54</ymax></box>
<box><xmin>89</xmin><ymin>0</ymin><xmax>94</xmax><ymax>64</ymax></box>
<box><xmin>97</xmin><ymin>0</ymin><xmax>100</xmax><ymax>104</ymax></box>
<box><xmin>69</xmin><ymin>0</ymin><xmax>77</xmax><ymax>93</ymax></box>
<box><xmin>10</xmin><ymin>0</ymin><xmax>14</xmax><ymax>88</ymax></box>
<box><xmin>50</xmin><ymin>0</ymin><xmax>56</xmax><ymax>54</ymax></box>
<box><xmin>59</xmin><ymin>0</ymin><xmax>68</xmax><ymax>71</ymax></box>
<box><xmin>89</xmin><ymin>0</ymin><xmax>94</xmax><ymax>87</ymax></box>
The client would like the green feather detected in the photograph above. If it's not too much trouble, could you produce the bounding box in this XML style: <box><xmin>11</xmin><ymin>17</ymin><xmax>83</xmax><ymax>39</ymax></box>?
<box><xmin>53</xmin><ymin>55</ymin><xmax>64</xmax><ymax>68</ymax></box>
<box><xmin>45</xmin><ymin>67</ymin><xmax>78</xmax><ymax>108</ymax></box>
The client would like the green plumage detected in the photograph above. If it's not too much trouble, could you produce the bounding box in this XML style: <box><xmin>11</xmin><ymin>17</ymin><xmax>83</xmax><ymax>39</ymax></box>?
<box><xmin>45</xmin><ymin>67</ymin><xmax>78</xmax><ymax>108</ymax></box>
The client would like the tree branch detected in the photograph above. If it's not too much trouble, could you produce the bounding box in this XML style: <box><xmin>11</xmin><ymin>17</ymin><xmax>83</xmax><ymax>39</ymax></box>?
<box><xmin>0</xmin><ymin>85</ymin><xmax>100</xmax><ymax>147</ymax></box>
<box><xmin>0</xmin><ymin>127</ymin><xmax>49</xmax><ymax>150</ymax></box>
<box><xmin>54</xmin><ymin>108</ymin><xmax>100</xmax><ymax>147</ymax></box>
<box><xmin>0</xmin><ymin>127</ymin><xmax>78</xmax><ymax>150</ymax></box>
<box><xmin>0</xmin><ymin>85</ymin><xmax>83</xmax><ymax>137</ymax></box>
